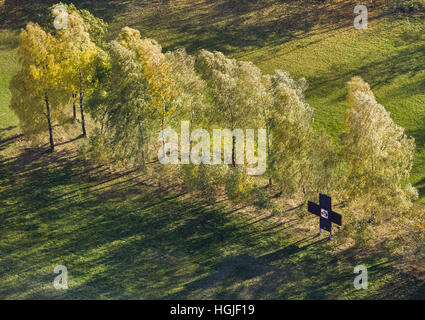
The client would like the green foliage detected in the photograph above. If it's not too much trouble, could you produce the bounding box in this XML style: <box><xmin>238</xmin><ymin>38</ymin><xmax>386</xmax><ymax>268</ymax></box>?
<box><xmin>181</xmin><ymin>163</ymin><xmax>228</xmax><ymax>202</ymax></box>
<box><xmin>41</xmin><ymin>2</ymin><xmax>108</xmax><ymax>46</ymax></box>
<box><xmin>79</xmin><ymin>127</ymin><xmax>109</xmax><ymax>164</ymax></box>
<box><xmin>196</xmin><ymin>49</ymin><xmax>264</xmax><ymax>135</ymax></box>
<box><xmin>165</xmin><ymin>48</ymin><xmax>207</xmax><ymax>129</ymax></box>
<box><xmin>56</xmin><ymin>8</ymin><xmax>105</xmax><ymax>136</ymax></box>
<box><xmin>266</xmin><ymin>70</ymin><xmax>315</xmax><ymax>196</ymax></box>
<box><xmin>77</xmin><ymin>7</ymin><xmax>109</xmax><ymax>47</ymax></box>
<box><xmin>225</xmin><ymin>167</ymin><xmax>254</xmax><ymax>204</ymax></box>
<box><xmin>86</xmin><ymin>49</ymin><xmax>112</xmax><ymax>128</ymax></box>
<box><xmin>99</xmin><ymin>33</ymin><xmax>154</xmax><ymax>167</ymax></box>
<box><xmin>57</xmin><ymin>11</ymin><xmax>99</xmax><ymax>90</ymax></box>
<box><xmin>88</xmin><ymin>27</ymin><xmax>177</xmax><ymax>167</ymax></box>
<box><xmin>10</xmin><ymin>3</ymin><xmax>109</xmax><ymax>143</ymax></box>
<box><xmin>9</xmin><ymin>22</ymin><xmax>68</xmax><ymax>148</ymax></box>
<box><xmin>303</xmin><ymin>132</ymin><xmax>343</xmax><ymax>200</ymax></box>
<box><xmin>341</xmin><ymin>77</ymin><xmax>417</xmax><ymax>224</ymax></box>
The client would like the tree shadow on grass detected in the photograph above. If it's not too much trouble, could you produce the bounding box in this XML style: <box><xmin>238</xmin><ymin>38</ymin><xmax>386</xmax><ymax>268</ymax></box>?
<box><xmin>0</xmin><ymin>0</ymin><xmax>129</xmax><ymax>29</ymax></box>
<box><xmin>0</xmin><ymin>146</ymin><xmax>423</xmax><ymax>299</ymax></box>
<box><xmin>0</xmin><ymin>126</ymin><xmax>20</xmax><ymax>152</ymax></box>
<box><xmin>307</xmin><ymin>37</ymin><xmax>425</xmax><ymax>102</ymax></box>
<box><xmin>115</xmin><ymin>0</ymin><xmax>391</xmax><ymax>55</ymax></box>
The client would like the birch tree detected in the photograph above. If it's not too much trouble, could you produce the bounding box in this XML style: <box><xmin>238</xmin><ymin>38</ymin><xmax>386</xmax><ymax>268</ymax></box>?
<box><xmin>58</xmin><ymin>11</ymin><xmax>99</xmax><ymax>137</ymax></box>
<box><xmin>119</xmin><ymin>27</ymin><xmax>176</xmax><ymax>159</ymax></box>
<box><xmin>44</xmin><ymin>3</ymin><xmax>108</xmax><ymax>47</ymax></box>
<box><xmin>267</xmin><ymin>70</ymin><xmax>314</xmax><ymax>196</ymax></box>
<box><xmin>91</xmin><ymin>27</ymin><xmax>177</xmax><ymax>167</ymax></box>
<box><xmin>341</xmin><ymin>76</ymin><xmax>417</xmax><ymax>222</ymax></box>
<box><xmin>197</xmin><ymin>50</ymin><xmax>264</xmax><ymax>167</ymax></box>
<box><xmin>165</xmin><ymin>48</ymin><xmax>207</xmax><ymax>156</ymax></box>
<box><xmin>42</xmin><ymin>3</ymin><xmax>108</xmax><ymax>125</ymax></box>
<box><xmin>259</xmin><ymin>74</ymin><xmax>275</xmax><ymax>186</ymax></box>
<box><xmin>10</xmin><ymin>22</ymin><xmax>66</xmax><ymax>152</ymax></box>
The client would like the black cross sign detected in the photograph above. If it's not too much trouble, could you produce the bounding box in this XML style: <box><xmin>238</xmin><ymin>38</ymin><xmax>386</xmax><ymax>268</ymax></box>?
<box><xmin>308</xmin><ymin>193</ymin><xmax>342</xmax><ymax>240</ymax></box>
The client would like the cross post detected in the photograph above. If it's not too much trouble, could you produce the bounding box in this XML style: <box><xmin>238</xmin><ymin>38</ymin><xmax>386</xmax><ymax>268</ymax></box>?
<box><xmin>308</xmin><ymin>193</ymin><xmax>342</xmax><ymax>240</ymax></box>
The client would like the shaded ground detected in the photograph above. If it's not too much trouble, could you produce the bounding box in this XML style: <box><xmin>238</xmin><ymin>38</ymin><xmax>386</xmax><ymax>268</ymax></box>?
<box><xmin>0</xmin><ymin>141</ymin><xmax>423</xmax><ymax>299</ymax></box>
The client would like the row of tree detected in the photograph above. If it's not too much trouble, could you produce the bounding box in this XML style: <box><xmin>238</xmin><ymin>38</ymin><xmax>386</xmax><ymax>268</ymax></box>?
<box><xmin>10</xmin><ymin>3</ymin><xmax>420</xmax><ymax>243</ymax></box>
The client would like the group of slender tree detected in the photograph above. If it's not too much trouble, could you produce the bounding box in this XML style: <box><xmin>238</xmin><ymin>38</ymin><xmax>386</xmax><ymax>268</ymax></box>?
<box><xmin>10</xmin><ymin>3</ymin><xmax>421</xmax><ymax>243</ymax></box>
<box><xmin>10</xmin><ymin>3</ymin><xmax>107</xmax><ymax>151</ymax></box>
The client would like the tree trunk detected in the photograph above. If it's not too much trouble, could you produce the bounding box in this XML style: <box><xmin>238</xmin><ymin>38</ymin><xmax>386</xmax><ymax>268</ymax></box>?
<box><xmin>370</xmin><ymin>138</ymin><xmax>375</xmax><ymax>222</ymax></box>
<box><xmin>264</xmin><ymin>108</ymin><xmax>271</xmax><ymax>186</ymax></box>
<box><xmin>44</xmin><ymin>95</ymin><xmax>54</xmax><ymax>152</ymax></box>
<box><xmin>230</xmin><ymin>103</ymin><xmax>236</xmax><ymax>167</ymax></box>
<box><xmin>79</xmin><ymin>93</ymin><xmax>86</xmax><ymax>137</ymax></box>
<box><xmin>232</xmin><ymin>135</ymin><xmax>236</xmax><ymax>167</ymax></box>
<box><xmin>189</xmin><ymin>97</ymin><xmax>194</xmax><ymax>154</ymax></box>
<box><xmin>162</xmin><ymin>102</ymin><xmax>166</xmax><ymax>158</ymax></box>
<box><xmin>79</xmin><ymin>72</ymin><xmax>86</xmax><ymax>137</ymax></box>
<box><xmin>72</xmin><ymin>93</ymin><xmax>76</xmax><ymax>123</ymax></box>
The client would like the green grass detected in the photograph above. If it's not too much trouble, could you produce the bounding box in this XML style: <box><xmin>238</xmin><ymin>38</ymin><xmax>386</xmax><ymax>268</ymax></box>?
<box><xmin>0</xmin><ymin>150</ymin><xmax>423</xmax><ymax>299</ymax></box>
<box><xmin>0</xmin><ymin>29</ymin><xmax>19</xmax><ymax>133</ymax></box>
<box><xmin>0</xmin><ymin>0</ymin><xmax>424</xmax><ymax>299</ymax></box>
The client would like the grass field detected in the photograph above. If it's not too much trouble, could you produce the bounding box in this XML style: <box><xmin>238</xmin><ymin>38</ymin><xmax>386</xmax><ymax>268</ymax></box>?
<box><xmin>1</xmin><ymin>148</ymin><xmax>423</xmax><ymax>299</ymax></box>
<box><xmin>0</xmin><ymin>0</ymin><xmax>424</xmax><ymax>299</ymax></box>
<box><xmin>0</xmin><ymin>29</ymin><xmax>19</xmax><ymax>133</ymax></box>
